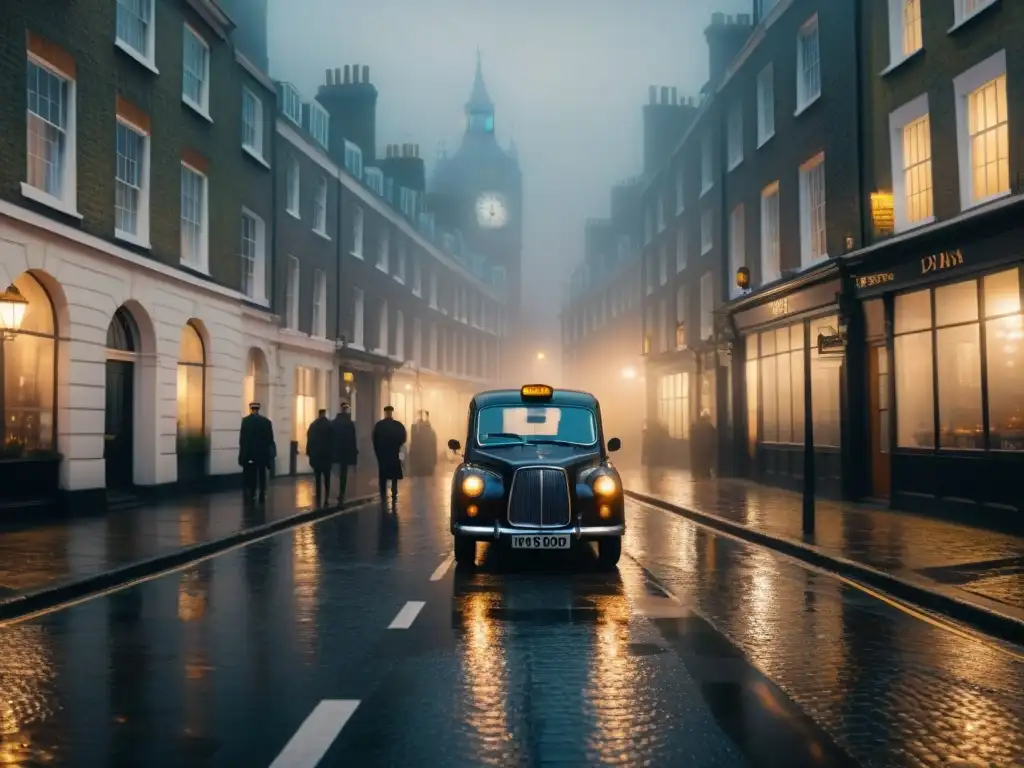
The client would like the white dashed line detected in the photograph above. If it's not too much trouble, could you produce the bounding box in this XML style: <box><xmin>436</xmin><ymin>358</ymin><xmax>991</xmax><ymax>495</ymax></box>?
<box><xmin>388</xmin><ymin>600</ymin><xmax>425</xmax><ymax>629</ymax></box>
<box><xmin>268</xmin><ymin>699</ymin><xmax>359</xmax><ymax>768</ymax></box>
<box><xmin>429</xmin><ymin>553</ymin><xmax>454</xmax><ymax>581</ymax></box>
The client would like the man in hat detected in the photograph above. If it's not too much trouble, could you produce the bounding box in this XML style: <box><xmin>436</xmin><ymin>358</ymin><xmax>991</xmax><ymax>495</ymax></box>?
<box><xmin>238</xmin><ymin>402</ymin><xmax>276</xmax><ymax>503</ymax></box>
<box><xmin>331</xmin><ymin>401</ymin><xmax>359</xmax><ymax>506</ymax></box>
<box><xmin>409</xmin><ymin>410</ymin><xmax>438</xmax><ymax>477</ymax></box>
<box><xmin>306</xmin><ymin>408</ymin><xmax>333</xmax><ymax>508</ymax></box>
<box><xmin>372</xmin><ymin>405</ymin><xmax>407</xmax><ymax>504</ymax></box>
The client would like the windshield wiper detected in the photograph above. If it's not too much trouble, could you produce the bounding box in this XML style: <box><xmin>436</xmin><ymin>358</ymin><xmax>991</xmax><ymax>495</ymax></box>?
<box><xmin>483</xmin><ymin>432</ymin><xmax>525</xmax><ymax>442</ymax></box>
<box><xmin>527</xmin><ymin>438</ymin><xmax>588</xmax><ymax>447</ymax></box>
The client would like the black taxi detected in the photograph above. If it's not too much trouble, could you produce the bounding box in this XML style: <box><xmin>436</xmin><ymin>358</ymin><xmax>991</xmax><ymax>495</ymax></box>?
<box><xmin>446</xmin><ymin>384</ymin><xmax>624</xmax><ymax>568</ymax></box>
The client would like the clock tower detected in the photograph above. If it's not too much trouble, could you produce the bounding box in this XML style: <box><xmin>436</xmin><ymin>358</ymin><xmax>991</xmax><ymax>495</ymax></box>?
<box><xmin>430</xmin><ymin>52</ymin><xmax>524</xmax><ymax>321</ymax></box>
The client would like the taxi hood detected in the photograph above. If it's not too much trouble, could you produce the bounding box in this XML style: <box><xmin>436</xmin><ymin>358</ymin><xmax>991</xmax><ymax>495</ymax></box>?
<box><xmin>471</xmin><ymin>443</ymin><xmax>603</xmax><ymax>473</ymax></box>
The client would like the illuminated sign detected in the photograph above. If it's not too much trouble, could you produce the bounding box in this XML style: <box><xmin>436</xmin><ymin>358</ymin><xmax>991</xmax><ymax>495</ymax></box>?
<box><xmin>769</xmin><ymin>298</ymin><xmax>789</xmax><ymax>316</ymax></box>
<box><xmin>856</xmin><ymin>272</ymin><xmax>895</xmax><ymax>289</ymax></box>
<box><xmin>521</xmin><ymin>384</ymin><xmax>553</xmax><ymax>399</ymax></box>
<box><xmin>922</xmin><ymin>249</ymin><xmax>964</xmax><ymax>275</ymax></box>
<box><xmin>870</xmin><ymin>192</ymin><xmax>894</xmax><ymax>236</ymax></box>
<box><xmin>342</xmin><ymin>371</ymin><xmax>355</xmax><ymax>383</ymax></box>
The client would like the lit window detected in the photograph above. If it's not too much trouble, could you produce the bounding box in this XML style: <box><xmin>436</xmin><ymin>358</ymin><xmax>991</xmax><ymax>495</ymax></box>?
<box><xmin>180</xmin><ymin>164</ymin><xmax>208</xmax><ymax>272</ymax></box>
<box><xmin>799</xmin><ymin>153</ymin><xmax>827</xmax><ymax>266</ymax></box>
<box><xmin>955</xmin><ymin>0</ymin><xmax>997</xmax><ymax>25</ymax></box>
<box><xmin>115</xmin><ymin>120</ymin><xmax>149</xmax><ymax>244</ymax></box>
<box><xmin>241</xmin><ymin>88</ymin><xmax>264</xmax><ymax>157</ymax></box>
<box><xmin>903</xmin><ymin>115</ymin><xmax>934</xmax><ymax>223</ymax></box>
<box><xmin>796</xmin><ymin>15</ymin><xmax>821</xmax><ymax>112</ymax></box>
<box><xmin>954</xmin><ymin>51</ymin><xmax>1009</xmax><ymax>209</ymax></box>
<box><xmin>182</xmin><ymin>26</ymin><xmax>210</xmax><ymax>115</ymax></box>
<box><xmin>116</xmin><ymin>0</ymin><xmax>155</xmax><ymax>64</ymax></box>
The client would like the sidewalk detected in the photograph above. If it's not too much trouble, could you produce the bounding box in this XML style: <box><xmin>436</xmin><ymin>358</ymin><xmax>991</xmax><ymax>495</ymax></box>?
<box><xmin>620</xmin><ymin>466</ymin><xmax>1024</xmax><ymax>633</ymax></box>
<box><xmin>0</xmin><ymin>469</ymin><xmax>379</xmax><ymax>614</ymax></box>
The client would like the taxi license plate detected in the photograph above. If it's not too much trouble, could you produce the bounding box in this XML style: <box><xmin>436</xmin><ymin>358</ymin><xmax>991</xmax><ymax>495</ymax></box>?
<box><xmin>511</xmin><ymin>534</ymin><xmax>570</xmax><ymax>550</ymax></box>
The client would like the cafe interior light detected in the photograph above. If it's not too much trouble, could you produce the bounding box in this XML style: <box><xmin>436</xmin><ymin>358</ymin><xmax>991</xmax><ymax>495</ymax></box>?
<box><xmin>0</xmin><ymin>284</ymin><xmax>29</xmax><ymax>339</ymax></box>
<box><xmin>735</xmin><ymin>266</ymin><xmax>751</xmax><ymax>291</ymax></box>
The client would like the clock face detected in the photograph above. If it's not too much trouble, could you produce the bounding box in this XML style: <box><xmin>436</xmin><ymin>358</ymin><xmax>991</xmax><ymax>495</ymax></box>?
<box><xmin>475</xmin><ymin>193</ymin><xmax>509</xmax><ymax>229</ymax></box>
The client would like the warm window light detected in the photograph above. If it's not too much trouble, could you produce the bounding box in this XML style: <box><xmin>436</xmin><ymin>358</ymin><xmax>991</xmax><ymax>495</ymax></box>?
<box><xmin>0</xmin><ymin>284</ymin><xmax>29</xmax><ymax>338</ymax></box>
<box><xmin>621</xmin><ymin>366</ymin><xmax>637</xmax><ymax>380</ymax></box>
<box><xmin>404</xmin><ymin>383</ymin><xmax>412</xmax><ymax>391</ymax></box>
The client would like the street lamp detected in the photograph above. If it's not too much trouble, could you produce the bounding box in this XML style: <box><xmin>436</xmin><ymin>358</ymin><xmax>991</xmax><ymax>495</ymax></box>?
<box><xmin>0</xmin><ymin>284</ymin><xmax>29</xmax><ymax>340</ymax></box>
<box><xmin>535</xmin><ymin>351</ymin><xmax>546</xmax><ymax>361</ymax></box>
<box><xmin>621</xmin><ymin>366</ymin><xmax>636</xmax><ymax>380</ymax></box>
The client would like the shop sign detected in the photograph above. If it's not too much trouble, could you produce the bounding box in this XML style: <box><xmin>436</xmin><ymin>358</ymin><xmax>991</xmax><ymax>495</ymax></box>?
<box><xmin>855</xmin><ymin>248</ymin><xmax>968</xmax><ymax>294</ymax></box>
<box><xmin>817</xmin><ymin>332</ymin><xmax>846</xmax><ymax>355</ymax></box>
<box><xmin>342</xmin><ymin>371</ymin><xmax>355</xmax><ymax>383</ymax></box>
<box><xmin>769</xmin><ymin>298</ymin><xmax>789</xmax><ymax>316</ymax></box>
<box><xmin>921</xmin><ymin>249</ymin><xmax>964</xmax><ymax>275</ymax></box>
<box><xmin>855</xmin><ymin>272</ymin><xmax>895</xmax><ymax>289</ymax></box>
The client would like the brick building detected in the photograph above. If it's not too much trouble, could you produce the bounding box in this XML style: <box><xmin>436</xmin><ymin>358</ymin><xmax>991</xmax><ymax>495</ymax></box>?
<box><xmin>270</xmin><ymin>66</ymin><xmax>506</xmax><ymax>473</ymax></box>
<box><xmin>0</xmin><ymin>0</ymin><xmax>276</xmax><ymax>512</ymax></box>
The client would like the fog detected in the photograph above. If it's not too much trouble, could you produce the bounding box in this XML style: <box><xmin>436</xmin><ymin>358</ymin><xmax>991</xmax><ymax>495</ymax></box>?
<box><xmin>268</xmin><ymin>0</ymin><xmax>749</xmax><ymax>330</ymax></box>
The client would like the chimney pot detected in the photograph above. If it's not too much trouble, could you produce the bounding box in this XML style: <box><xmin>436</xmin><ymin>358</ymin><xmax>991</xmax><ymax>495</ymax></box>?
<box><xmin>711</xmin><ymin>11</ymin><xmax>725</xmax><ymax>25</ymax></box>
<box><xmin>738</xmin><ymin>13</ymin><xmax>751</xmax><ymax>25</ymax></box>
<box><xmin>671</xmin><ymin>86</ymin><xmax>678</xmax><ymax>104</ymax></box>
<box><xmin>343</xmin><ymin>65</ymin><xmax>350</xmax><ymax>83</ymax></box>
<box><xmin>352</xmin><ymin>65</ymin><xmax>359</xmax><ymax>84</ymax></box>
<box><xmin>660</xmin><ymin>86</ymin><xmax>669</xmax><ymax>104</ymax></box>
<box><xmin>334</xmin><ymin>67</ymin><xmax>341</xmax><ymax>84</ymax></box>
<box><xmin>362</xmin><ymin>65</ymin><xmax>369</xmax><ymax>83</ymax></box>
<box><xmin>415</xmin><ymin>144</ymin><xmax>420</xmax><ymax>157</ymax></box>
<box><xmin>325</xmin><ymin>68</ymin><xmax>332</xmax><ymax>85</ymax></box>
<box><xmin>648</xmin><ymin>85</ymin><xmax>656</xmax><ymax>104</ymax></box>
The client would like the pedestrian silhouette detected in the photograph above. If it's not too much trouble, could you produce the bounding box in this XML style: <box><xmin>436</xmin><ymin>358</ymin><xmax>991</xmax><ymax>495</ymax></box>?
<box><xmin>306</xmin><ymin>408</ymin><xmax>333</xmax><ymax>507</ymax></box>
<box><xmin>331</xmin><ymin>401</ymin><xmax>359</xmax><ymax>506</ymax></box>
<box><xmin>372</xmin><ymin>405</ymin><xmax>407</xmax><ymax>506</ymax></box>
<box><xmin>239</xmin><ymin>401</ymin><xmax>276</xmax><ymax>503</ymax></box>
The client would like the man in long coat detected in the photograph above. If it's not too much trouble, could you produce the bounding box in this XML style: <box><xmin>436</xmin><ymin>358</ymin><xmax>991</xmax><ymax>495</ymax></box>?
<box><xmin>331</xmin><ymin>401</ymin><xmax>358</xmax><ymax>506</ymax></box>
<box><xmin>239</xmin><ymin>401</ymin><xmax>276</xmax><ymax>503</ymax></box>
<box><xmin>306</xmin><ymin>408</ymin><xmax>333</xmax><ymax>507</ymax></box>
<box><xmin>409</xmin><ymin>410</ymin><xmax>438</xmax><ymax>477</ymax></box>
<box><xmin>372</xmin><ymin>405</ymin><xmax>407</xmax><ymax>504</ymax></box>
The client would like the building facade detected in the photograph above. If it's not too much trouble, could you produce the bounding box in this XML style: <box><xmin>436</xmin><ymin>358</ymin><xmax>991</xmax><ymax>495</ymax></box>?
<box><xmin>0</xmin><ymin>0</ymin><xmax>276</xmax><ymax>513</ymax></box>
<box><xmin>270</xmin><ymin>66</ymin><xmax>507</xmax><ymax>475</ymax></box>
<box><xmin>560</xmin><ymin>178</ymin><xmax>645</xmax><ymax>464</ymax></box>
<box><xmin>838</xmin><ymin>0</ymin><xmax>1023</xmax><ymax>524</ymax></box>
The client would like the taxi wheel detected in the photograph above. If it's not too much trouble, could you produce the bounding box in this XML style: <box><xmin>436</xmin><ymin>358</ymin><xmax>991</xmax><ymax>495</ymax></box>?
<box><xmin>597</xmin><ymin>537</ymin><xmax>622</xmax><ymax>569</ymax></box>
<box><xmin>453</xmin><ymin>537</ymin><xmax>476</xmax><ymax>567</ymax></box>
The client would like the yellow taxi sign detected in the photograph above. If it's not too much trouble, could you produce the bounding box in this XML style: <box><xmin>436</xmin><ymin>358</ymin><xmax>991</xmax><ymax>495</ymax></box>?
<box><xmin>521</xmin><ymin>384</ymin><xmax>553</xmax><ymax>399</ymax></box>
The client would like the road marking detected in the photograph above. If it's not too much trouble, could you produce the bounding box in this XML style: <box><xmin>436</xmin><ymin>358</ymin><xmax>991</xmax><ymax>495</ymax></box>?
<box><xmin>0</xmin><ymin>499</ymin><xmax>379</xmax><ymax>629</ymax></box>
<box><xmin>268</xmin><ymin>699</ymin><xmax>359</xmax><ymax>768</ymax></box>
<box><xmin>429</xmin><ymin>553</ymin><xmax>454</xmax><ymax>581</ymax></box>
<box><xmin>388</xmin><ymin>600</ymin><xmax>425</xmax><ymax>629</ymax></box>
<box><xmin>627</xmin><ymin>498</ymin><xmax>1024</xmax><ymax>663</ymax></box>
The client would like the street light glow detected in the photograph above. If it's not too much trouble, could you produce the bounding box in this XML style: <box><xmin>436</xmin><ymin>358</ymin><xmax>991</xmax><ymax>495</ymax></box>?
<box><xmin>536</xmin><ymin>351</ymin><xmax>546</xmax><ymax>360</ymax></box>
<box><xmin>621</xmin><ymin>366</ymin><xmax>637</xmax><ymax>380</ymax></box>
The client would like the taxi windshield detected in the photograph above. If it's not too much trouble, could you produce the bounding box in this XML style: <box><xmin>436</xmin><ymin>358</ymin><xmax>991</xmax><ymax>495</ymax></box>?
<box><xmin>476</xmin><ymin>405</ymin><xmax>598</xmax><ymax>447</ymax></box>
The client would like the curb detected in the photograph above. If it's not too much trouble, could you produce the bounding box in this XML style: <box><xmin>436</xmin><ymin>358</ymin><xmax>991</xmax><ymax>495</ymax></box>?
<box><xmin>625</xmin><ymin>489</ymin><xmax>1024</xmax><ymax>646</ymax></box>
<box><xmin>0</xmin><ymin>495</ymin><xmax>379</xmax><ymax>623</ymax></box>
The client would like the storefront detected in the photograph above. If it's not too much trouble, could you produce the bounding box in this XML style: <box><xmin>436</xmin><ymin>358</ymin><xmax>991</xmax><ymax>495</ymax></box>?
<box><xmin>727</xmin><ymin>263</ymin><xmax>846</xmax><ymax>498</ymax></box>
<box><xmin>845</xmin><ymin>214</ymin><xmax>1023</xmax><ymax>525</ymax></box>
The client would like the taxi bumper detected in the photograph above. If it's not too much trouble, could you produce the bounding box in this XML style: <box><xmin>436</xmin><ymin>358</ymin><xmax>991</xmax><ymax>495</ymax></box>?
<box><xmin>453</xmin><ymin>520</ymin><xmax>625</xmax><ymax>539</ymax></box>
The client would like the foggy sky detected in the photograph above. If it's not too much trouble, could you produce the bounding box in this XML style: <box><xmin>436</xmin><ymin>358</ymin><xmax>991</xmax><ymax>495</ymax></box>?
<box><xmin>267</xmin><ymin>0</ymin><xmax>750</xmax><ymax>325</ymax></box>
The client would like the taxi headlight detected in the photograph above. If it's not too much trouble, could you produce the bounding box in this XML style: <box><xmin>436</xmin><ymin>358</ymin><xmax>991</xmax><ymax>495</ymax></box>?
<box><xmin>593</xmin><ymin>475</ymin><xmax>618</xmax><ymax>497</ymax></box>
<box><xmin>461</xmin><ymin>474</ymin><xmax>485</xmax><ymax>497</ymax></box>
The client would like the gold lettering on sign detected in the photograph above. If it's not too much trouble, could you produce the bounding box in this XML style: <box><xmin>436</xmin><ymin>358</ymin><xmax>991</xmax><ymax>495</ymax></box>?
<box><xmin>856</xmin><ymin>272</ymin><xmax>895</xmax><ymax>289</ymax></box>
<box><xmin>921</xmin><ymin>249</ymin><xmax>964</xmax><ymax>275</ymax></box>
<box><xmin>769</xmin><ymin>298</ymin><xmax>789</xmax><ymax>316</ymax></box>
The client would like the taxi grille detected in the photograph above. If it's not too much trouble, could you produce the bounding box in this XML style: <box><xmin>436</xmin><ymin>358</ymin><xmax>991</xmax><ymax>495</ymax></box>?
<box><xmin>507</xmin><ymin>467</ymin><xmax>571</xmax><ymax>528</ymax></box>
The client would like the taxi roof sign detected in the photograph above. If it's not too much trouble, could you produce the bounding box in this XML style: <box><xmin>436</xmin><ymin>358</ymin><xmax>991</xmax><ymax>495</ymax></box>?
<box><xmin>521</xmin><ymin>384</ymin><xmax>554</xmax><ymax>399</ymax></box>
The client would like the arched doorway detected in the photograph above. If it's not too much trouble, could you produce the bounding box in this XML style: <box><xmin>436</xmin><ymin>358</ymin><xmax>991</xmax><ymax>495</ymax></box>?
<box><xmin>243</xmin><ymin>348</ymin><xmax>270</xmax><ymax>416</ymax></box>
<box><xmin>104</xmin><ymin>306</ymin><xmax>139</xmax><ymax>489</ymax></box>
<box><xmin>177</xmin><ymin>321</ymin><xmax>207</xmax><ymax>483</ymax></box>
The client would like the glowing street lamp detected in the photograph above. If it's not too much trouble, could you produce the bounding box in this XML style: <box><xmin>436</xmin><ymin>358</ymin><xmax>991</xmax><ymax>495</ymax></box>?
<box><xmin>0</xmin><ymin>284</ymin><xmax>29</xmax><ymax>340</ymax></box>
<box><xmin>621</xmin><ymin>366</ymin><xmax>637</xmax><ymax>380</ymax></box>
<box><xmin>535</xmin><ymin>351</ymin><xmax>546</xmax><ymax>361</ymax></box>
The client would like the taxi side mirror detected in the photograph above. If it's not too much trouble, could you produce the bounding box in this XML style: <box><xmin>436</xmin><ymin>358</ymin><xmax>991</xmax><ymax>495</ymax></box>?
<box><xmin>607</xmin><ymin>437</ymin><xmax>621</xmax><ymax>452</ymax></box>
<box><xmin>448</xmin><ymin>438</ymin><xmax>461</xmax><ymax>452</ymax></box>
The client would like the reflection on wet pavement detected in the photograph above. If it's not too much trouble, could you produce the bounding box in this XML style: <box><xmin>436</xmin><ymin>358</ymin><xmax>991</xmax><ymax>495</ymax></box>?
<box><xmin>0</xmin><ymin>475</ymin><xmax>1020</xmax><ymax>766</ymax></box>
<box><xmin>622</xmin><ymin>466</ymin><xmax>1024</xmax><ymax>611</ymax></box>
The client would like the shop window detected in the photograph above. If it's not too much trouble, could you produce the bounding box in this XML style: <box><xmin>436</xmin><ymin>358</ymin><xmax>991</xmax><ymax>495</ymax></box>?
<box><xmin>1</xmin><ymin>273</ymin><xmax>57</xmax><ymax>455</ymax></box>
<box><xmin>753</xmin><ymin>321</ymin><xmax>806</xmax><ymax>446</ymax></box>
<box><xmin>293</xmin><ymin>366</ymin><xmax>318</xmax><ymax>451</ymax></box>
<box><xmin>894</xmin><ymin>270</ymin><xmax>1023</xmax><ymax>452</ymax></box>
<box><xmin>176</xmin><ymin>321</ymin><xmax>205</xmax><ymax>444</ymax></box>
<box><xmin>745</xmin><ymin>340</ymin><xmax>758</xmax><ymax>459</ymax></box>
<box><xmin>657</xmin><ymin>372</ymin><xmax>690</xmax><ymax>440</ymax></box>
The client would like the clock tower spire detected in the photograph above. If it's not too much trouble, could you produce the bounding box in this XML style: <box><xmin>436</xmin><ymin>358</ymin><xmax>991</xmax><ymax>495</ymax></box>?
<box><xmin>465</xmin><ymin>50</ymin><xmax>495</xmax><ymax>134</ymax></box>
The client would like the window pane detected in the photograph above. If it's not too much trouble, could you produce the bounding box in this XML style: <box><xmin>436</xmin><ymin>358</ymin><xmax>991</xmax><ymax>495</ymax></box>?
<box><xmin>761</xmin><ymin>329</ymin><xmax>776</xmax><ymax>356</ymax></box>
<box><xmin>895</xmin><ymin>330</ymin><xmax>934</xmax><ymax>447</ymax></box>
<box><xmin>775</xmin><ymin>326</ymin><xmax>790</xmax><ymax>352</ymax></box>
<box><xmin>894</xmin><ymin>289</ymin><xmax>931</xmax><ymax>334</ymax></box>
<box><xmin>761</xmin><ymin>355</ymin><xmax>778</xmax><ymax>443</ymax></box>
<box><xmin>776</xmin><ymin>351</ymin><xmax>793</xmax><ymax>443</ymax></box>
<box><xmin>935</xmin><ymin>279</ymin><xmax>978</xmax><ymax>327</ymax></box>
<box><xmin>746</xmin><ymin>359</ymin><xmax>758</xmax><ymax>458</ymax></box>
<box><xmin>983</xmin><ymin>268</ymin><xmax>1021</xmax><ymax>318</ymax></box>
<box><xmin>936</xmin><ymin>323</ymin><xmax>983</xmax><ymax>448</ymax></box>
<box><xmin>811</xmin><ymin>346</ymin><xmax>841</xmax><ymax>448</ymax></box>
<box><xmin>745</xmin><ymin>334</ymin><xmax>758</xmax><ymax>361</ymax></box>
<box><xmin>2</xmin><ymin>334</ymin><xmax>56</xmax><ymax>452</ymax></box>
<box><xmin>176</xmin><ymin>363</ymin><xmax>204</xmax><ymax>437</ymax></box>
<box><xmin>985</xmin><ymin>313</ymin><xmax>1024</xmax><ymax>450</ymax></box>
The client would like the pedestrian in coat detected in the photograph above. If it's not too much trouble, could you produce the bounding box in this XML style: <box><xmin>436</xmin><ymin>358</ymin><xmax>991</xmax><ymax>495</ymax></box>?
<box><xmin>331</xmin><ymin>401</ymin><xmax>358</xmax><ymax>506</ymax></box>
<box><xmin>238</xmin><ymin>402</ymin><xmax>276</xmax><ymax>503</ymax></box>
<box><xmin>306</xmin><ymin>408</ymin><xmax>334</xmax><ymax>507</ymax></box>
<box><xmin>372</xmin><ymin>405</ymin><xmax>407</xmax><ymax>504</ymax></box>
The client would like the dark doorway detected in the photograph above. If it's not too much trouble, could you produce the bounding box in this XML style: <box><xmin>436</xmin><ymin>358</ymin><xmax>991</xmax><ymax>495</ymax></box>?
<box><xmin>105</xmin><ymin>360</ymin><xmax>135</xmax><ymax>488</ymax></box>
<box><xmin>105</xmin><ymin>307</ymin><xmax>139</xmax><ymax>490</ymax></box>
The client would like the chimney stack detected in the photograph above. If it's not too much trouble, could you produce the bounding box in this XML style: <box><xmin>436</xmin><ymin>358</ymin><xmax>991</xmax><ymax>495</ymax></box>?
<box><xmin>354</xmin><ymin>64</ymin><xmax>361</xmax><ymax>84</ymax></box>
<box><xmin>705</xmin><ymin>11</ymin><xmax>753</xmax><ymax>88</ymax></box>
<box><xmin>362</xmin><ymin>66</ymin><xmax>370</xmax><ymax>83</ymax></box>
<box><xmin>325</xmin><ymin>68</ymin><xmax>332</xmax><ymax>85</ymax></box>
<box><xmin>315</xmin><ymin>62</ymin><xmax>379</xmax><ymax>168</ymax></box>
<box><xmin>343</xmin><ymin>65</ymin><xmax>350</xmax><ymax>83</ymax></box>
<box><xmin>648</xmin><ymin>85</ymin><xmax>656</xmax><ymax>105</ymax></box>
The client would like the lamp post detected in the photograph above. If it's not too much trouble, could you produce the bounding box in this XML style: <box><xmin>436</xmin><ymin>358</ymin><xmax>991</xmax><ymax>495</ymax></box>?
<box><xmin>0</xmin><ymin>284</ymin><xmax>29</xmax><ymax>340</ymax></box>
